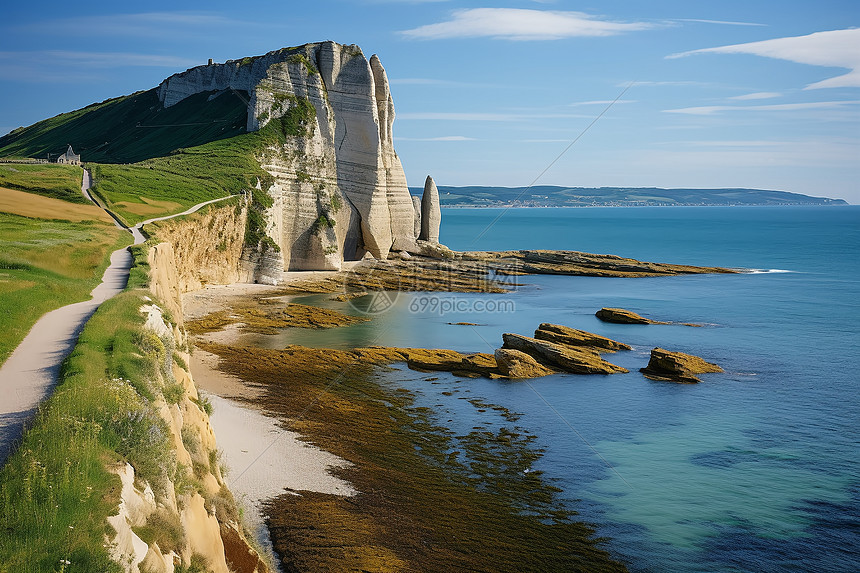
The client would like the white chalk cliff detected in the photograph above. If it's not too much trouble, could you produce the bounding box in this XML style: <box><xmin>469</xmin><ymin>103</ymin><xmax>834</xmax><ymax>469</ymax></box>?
<box><xmin>157</xmin><ymin>42</ymin><xmax>421</xmax><ymax>270</ymax></box>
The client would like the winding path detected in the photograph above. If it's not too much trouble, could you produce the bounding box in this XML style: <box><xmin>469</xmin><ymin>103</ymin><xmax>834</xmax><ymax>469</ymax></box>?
<box><xmin>0</xmin><ymin>169</ymin><xmax>237</xmax><ymax>466</ymax></box>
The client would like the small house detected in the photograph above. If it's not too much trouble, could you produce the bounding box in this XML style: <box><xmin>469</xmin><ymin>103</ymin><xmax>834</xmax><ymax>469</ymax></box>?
<box><xmin>57</xmin><ymin>145</ymin><xmax>81</xmax><ymax>165</ymax></box>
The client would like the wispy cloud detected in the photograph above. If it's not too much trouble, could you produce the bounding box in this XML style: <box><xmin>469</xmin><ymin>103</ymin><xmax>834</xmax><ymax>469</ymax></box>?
<box><xmin>570</xmin><ymin>99</ymin><xmax>636</xmax><ymax>106</ymax></box>
<box><xmin>0</xmin><ymin>50</ymin><xmax>195</xmax><ymax>68</ymax></box>
<box><xmin>395</xmin><ymin>135</ymin><xmax>477</xmax><ymax>141</ymax></box>
<box><xmin>0</xmin><ymin>50</ymin><xmax>195</xmax><ymax>82</ymax></box>
<box><xmin>389</xmin><ymin>78</ymin><xmax>454</xmax><ymax>85</ymax></box>
<box><xmin>398</xmin><ymin>112</ymin><xmax>521</xmax><ymax>121</ymax></box>
<box><xmin>656</xmin><ymin>140</ymin><xmax>794</xmax><ymax>148</ymax></box>
<box><xmin>398</xmin><ymin>111</ymin><xmax>596</xmax><ymax>121</ymax></box>
<box><xmin>675</xmin><ymin>18</ymin><xmax>767</xmax><ymax>27</ymax></box>
<box><xmin>20</xmin><ymin>11</ymin><xmax>279</xmax><ymax>39</ymax></box>
<box><xmin>668</xmin><ymin>28</ymin><xmax>860</xmax><ymax>89</ymax></box>
<box><xmin>399</xmin><ymin>8</ymin><xmax>656</xmax><ymax>41</ymax></box>
<box><xmin>625</xmin><ymin>80</ymin><xmax>715</xmax><ymax>88</ymax></box>
<box><xmin>664</xmin><ymin>100</ymin><xmax>860</xmax><ymax>115</ymax></box>
<box><xmin>639</xmin><ymin>138</ymin><xmax>860</xmax><ymax>168</ymax></box>
<box><xmin>729</xmin><ymin>92</ymin><xmax>782</xmax><ymax>100</ymax></box>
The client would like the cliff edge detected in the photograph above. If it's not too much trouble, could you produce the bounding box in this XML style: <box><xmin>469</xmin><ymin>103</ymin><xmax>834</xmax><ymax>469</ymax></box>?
<box><xmin>158</xmin><ymin>42</ymin><xmax>429</xmax><ymax>270</ymax></box>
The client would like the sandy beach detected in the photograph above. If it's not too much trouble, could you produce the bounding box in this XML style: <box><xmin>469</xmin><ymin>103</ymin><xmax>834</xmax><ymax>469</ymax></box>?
<box><xmin>182</xmin><ymin>278</ymin><xmax>357</xmax><ymax>567</ymax></box>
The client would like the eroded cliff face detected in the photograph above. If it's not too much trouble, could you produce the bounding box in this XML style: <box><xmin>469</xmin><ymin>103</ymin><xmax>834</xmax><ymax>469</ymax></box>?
<box><xmin>157</xmin><ymin>41</ymin><xmax>420</xmax><ymax>270</ymax></box>
<box><xmin>103</xmin><ymin>241</ymin><xmax>272</xmax><ymax>573</ymax></box>
<box><xmin>107</xmin><ymin>302</ymin><xmax>270</xmax><ymax>573</ymax></box>
<box><xmin>144</xmin><ymin>202</ymin><xmax>253</xmax><ymax>298</ymax></box>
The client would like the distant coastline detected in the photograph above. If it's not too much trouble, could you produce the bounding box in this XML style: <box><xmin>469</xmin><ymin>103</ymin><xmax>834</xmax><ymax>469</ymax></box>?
<box><xmin>409</xmin><ymin>185</ymin><xmax>848</xmax><ymax>208</ymax></box>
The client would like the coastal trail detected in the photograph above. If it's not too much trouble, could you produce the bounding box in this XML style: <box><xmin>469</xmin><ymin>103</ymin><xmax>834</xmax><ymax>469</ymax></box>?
<box><xmin>0</xmin><ymin>168</ymin><xmax>238</xmax><ymax>467</ymax></box>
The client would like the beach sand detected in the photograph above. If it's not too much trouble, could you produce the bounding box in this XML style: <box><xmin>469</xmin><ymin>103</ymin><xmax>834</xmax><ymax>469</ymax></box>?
<box><xmin>182</xmin><ymin>279</ymin><xmax>356</xmax><ymax>568</ymax></box>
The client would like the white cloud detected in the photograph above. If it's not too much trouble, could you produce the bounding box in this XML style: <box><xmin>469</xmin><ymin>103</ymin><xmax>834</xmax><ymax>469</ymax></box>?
<box><xmin>730</xmin><ymin>92</ymin><xmax>782</xmax><ymax>100</ymax></box>
<box><xmin>400</xmin><ymin>8</ymin><xmax>656</xmax><ymax>41</ymax></box>
<box><xmin>664</xmin><ymin>100</ymin><xmax>860</xmax><ymax>115</ymax></box>
<box><xmin>668</xmin><ymin>28</ymin><xmax>860</xmax><ymax>89</ymax></box>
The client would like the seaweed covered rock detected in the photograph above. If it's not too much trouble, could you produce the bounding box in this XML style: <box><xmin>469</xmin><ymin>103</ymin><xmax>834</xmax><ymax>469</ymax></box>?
<box><xmin>494</xmin><ymin>348</ymin><xmax>555</xmax><ymax>379</ymax></box>
<box><xmin>406</xmin><ymin>350</ymin><xmax>498</xmax><ymax>378</ymax></box>
<box><xmin>595</xmin><ymin>307</ymin><xmax>663</xmax><ymax>324</ymax></box>
<box><xmin>640</xmin><ymin>347</ymin><xmax>723</xmax><ymax>383</ymax></box>
<box><xmin>501</xmin><ymin>334</ymin><xmax>627</xmax><ymax>375</ymax></box>
<box><xmin>534</xmin><ymin>323</ymin><xmax>631</xmax><ymax>351</ymax></box>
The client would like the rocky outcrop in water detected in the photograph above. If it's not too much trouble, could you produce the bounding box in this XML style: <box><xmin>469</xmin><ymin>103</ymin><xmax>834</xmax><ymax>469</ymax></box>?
<box><xmin>501</xmin><ymin>333</ymin><xmax>628</xmax><ymax>375</ymax></box>
<box><xmin>157</xmin><ymin>42</ymin><xmax>420</xmax><ymax>270</ymax></box>
<box><xmin>494</xmin><ymin>348</ymin><xmax>555</xmax><ymax>379</ymax></box>
<box><xmin>534</xmin><ymin>323</ymin><xmax>632</xmax><ymax>351</ymax></box>
<box><xmin>596</xmin><ymin>307</ymin><xmax>664</xmax><ymax>324</ymax></box>
<box><xmin>420</xmin><ymin>175</ymin><xmax>441</xmax><ymax>243</ymax></box>
<box><xmin>640</xmin><ymin>347</ymin><xmax>723</xmax><ymax>383</ymax></box>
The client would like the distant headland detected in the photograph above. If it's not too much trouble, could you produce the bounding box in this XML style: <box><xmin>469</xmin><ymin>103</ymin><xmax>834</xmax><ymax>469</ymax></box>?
<box><xmin>409</xmin><ymin>185</ymin><xmax>848</xmax><ymax>207</ymax></box>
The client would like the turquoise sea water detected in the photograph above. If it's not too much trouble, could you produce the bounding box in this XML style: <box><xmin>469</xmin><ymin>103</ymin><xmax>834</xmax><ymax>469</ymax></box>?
<box><xmin>249</xmin><ymin>207</ymin><xmax>860</xmax><ymax>572</ymax></box>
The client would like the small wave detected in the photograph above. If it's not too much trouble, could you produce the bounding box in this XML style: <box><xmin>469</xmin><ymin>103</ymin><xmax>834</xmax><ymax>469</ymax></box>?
<box><xmin>744</xmin><ymin>268</ymin><xmax>795</xmax><ymax>274</ymax></box>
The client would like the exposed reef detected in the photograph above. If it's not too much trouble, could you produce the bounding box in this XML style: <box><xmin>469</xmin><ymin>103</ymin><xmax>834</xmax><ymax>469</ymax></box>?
<box><xmin>186</xmin><ymin>300</ymin><xmax>368</xmax><ymax>335</ymax></box>
<box><xmin>640</xmin><ymin>347</ymin><xmax>724</xmax><ymax>383</ymax></box>
<box><xmin>466</xmin><ymin>250</ymin><xmax>737</xmax><ymax>278</ymax></box>
<box><xmin>267</xmin><ymin>251</ymin><xmax>736</xmax><ymax>299</ymax></box>
<box><xmin>196</xmin><ymin>341</ymin><xmax>628</xmax><ymax>572</ymax></box>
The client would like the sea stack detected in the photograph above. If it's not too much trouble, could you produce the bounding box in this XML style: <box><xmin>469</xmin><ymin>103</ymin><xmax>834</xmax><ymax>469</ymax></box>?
<box><xmin>412</xmin><ymin>195</ymin><xmax>422</xmax><ymax>239</ymax></box>
<box><xmin>420</xmin><ymin>175</ymin><xmax>441</xmax><ymax>243</ymax></box>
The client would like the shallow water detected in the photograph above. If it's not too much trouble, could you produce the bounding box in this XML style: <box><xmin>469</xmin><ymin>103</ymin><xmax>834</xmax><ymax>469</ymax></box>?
<box><xmin>245</xmin><ymin>206</ymin><xmax>860</xmax><ymax>572</ymax></box>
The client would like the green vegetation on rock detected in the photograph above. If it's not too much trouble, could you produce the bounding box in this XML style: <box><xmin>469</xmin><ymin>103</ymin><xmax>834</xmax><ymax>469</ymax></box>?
<box><xmin>287</xmin><ymin>53</ymin><xmax>319</xmax><ymax>75</ymax></box>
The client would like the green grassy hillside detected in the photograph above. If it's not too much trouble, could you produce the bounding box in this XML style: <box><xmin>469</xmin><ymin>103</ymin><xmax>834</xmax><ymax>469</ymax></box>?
<box><xmin>0</xmin><ymin>163</ymin><xmax>87</xmax><ymax>204</ymax></box>
<box><xmin>0</xmin><ymin>202</ymin><xmax>130</xmax><ymax>365</ymax></box>
<box><xmin>0</xmin><ymin>89</ymin><xmax>249</xmax><ymax>164</ymax></box>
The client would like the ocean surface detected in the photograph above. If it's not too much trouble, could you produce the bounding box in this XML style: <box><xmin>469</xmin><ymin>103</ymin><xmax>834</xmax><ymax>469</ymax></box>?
<box><xmin>246</xmin><ymin>206</ymin><xmax>860</xmax><ymax>572</ymax></box>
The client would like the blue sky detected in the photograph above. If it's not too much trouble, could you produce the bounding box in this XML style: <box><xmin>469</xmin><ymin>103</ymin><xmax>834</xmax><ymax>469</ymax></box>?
<box><xmin>1</xmin><ymin>1</ymin><xmax>858</xmax><ymax>202</ymax></box>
